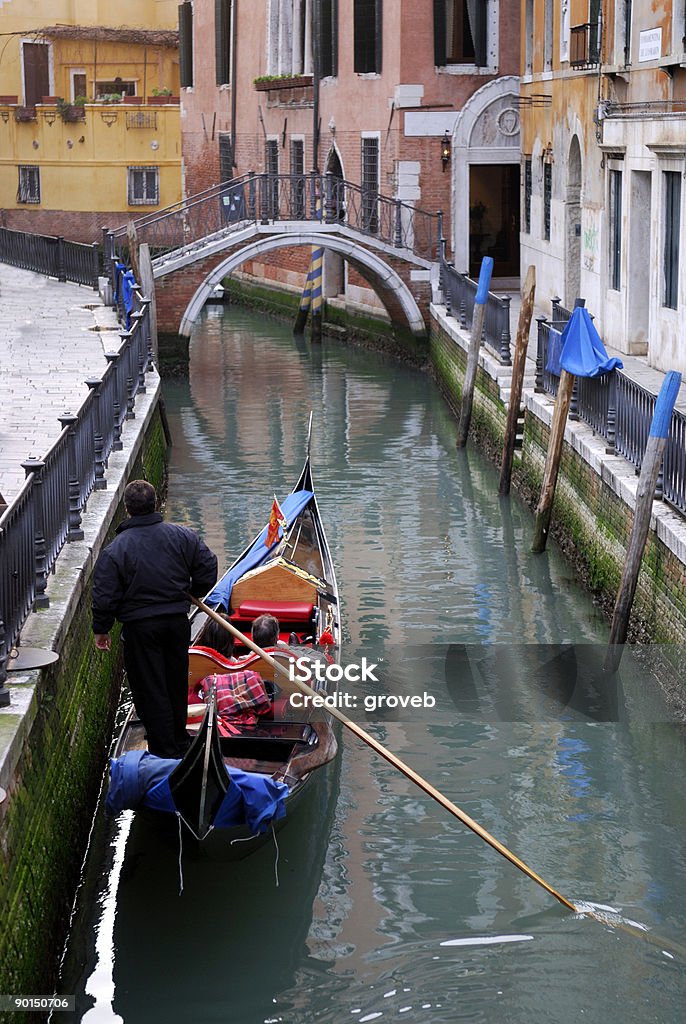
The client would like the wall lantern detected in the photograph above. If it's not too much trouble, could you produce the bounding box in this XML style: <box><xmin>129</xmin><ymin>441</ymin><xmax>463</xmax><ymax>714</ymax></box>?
<box><xmin>441</xmin><ymin>130</ymin><xmax>451</xmax><ymax>171</ymax></box>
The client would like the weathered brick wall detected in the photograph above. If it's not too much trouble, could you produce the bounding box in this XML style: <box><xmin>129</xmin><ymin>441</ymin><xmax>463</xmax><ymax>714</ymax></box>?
<box><xmin>1</xmin><ymin>209</ymin><xmax>125</xmax><ymax>245</ymax></box>
<box><xmin>430</xmin><ymin>318</ymin><xmax>686</xmax><ymax>642</ymax></box>
<box><xmin>0</xmin><ymin>408</ymin><xmax>168</xmax><ymax>1007</ymax></box>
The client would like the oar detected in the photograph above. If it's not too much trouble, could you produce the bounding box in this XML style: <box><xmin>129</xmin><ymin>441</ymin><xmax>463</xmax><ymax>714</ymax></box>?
<box><xmin>189</xmin><ymin>596</ymin><xmax>577</xmax><ymax>912</ymax></box>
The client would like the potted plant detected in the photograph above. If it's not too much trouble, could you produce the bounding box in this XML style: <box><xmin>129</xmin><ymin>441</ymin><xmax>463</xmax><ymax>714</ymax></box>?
<box><xmin>14</xmin><ymin>105</ymin><xmax>36</xmax><ymax>122</ymax></box>
<box><xmin>147</xmin><ymin>87</ymin><xmax>178</xmax><ymax>103</ymax></box>
<box><xmin>57</xmin><ymin>96</ymin><xmax>86</xmax><ymax>122</ymax></box>
<box><xmin>253</xmin><ymin>74</ymin><xmax>313</xmax><ymax>91</ymax></box>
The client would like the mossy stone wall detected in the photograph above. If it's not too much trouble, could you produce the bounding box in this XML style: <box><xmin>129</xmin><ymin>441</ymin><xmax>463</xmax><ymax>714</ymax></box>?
<box><xmin>0</xmin><ymin>406</ymin><xmax>167</xmax><ymax>1010</ymax></box>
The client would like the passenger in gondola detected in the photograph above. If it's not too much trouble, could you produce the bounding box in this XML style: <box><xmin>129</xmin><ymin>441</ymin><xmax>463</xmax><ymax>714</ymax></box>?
<box><xmin>252</xmin><ymin>613</ymin><xmax>281</xmax><ymax>649</ymax></box>
<box><xmin>197</xmin><ymin>613</ymin><xmax>237</xmax><ymax>661</ymax></box>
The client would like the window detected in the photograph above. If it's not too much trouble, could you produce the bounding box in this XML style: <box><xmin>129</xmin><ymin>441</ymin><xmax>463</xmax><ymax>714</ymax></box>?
<box><xmin>320</xmin><ymin>0</ymin><xmax>338</xmax><ymax>77</ymax></box>
<box><xmin>543</xmin><ymin>162</ymin><xmax>552</xmax><ymax>241</ymax></box>
<box><xmin>544</xmin><ymin>0</ymin><xmax>554</xmax><ymax>69</ymax></box>
<box><xmin>128</xmin><ymin>166</ymin><xmax>159</xmax><ymax>206</ymax></box>
<box><xmin>96</xmin><ymin>80</ymin><xmax>135</xmax><ymax>98</ymax></box>
<box><xmin>524</xmin><ymin>158</ymin><xmax>532</xmax><ymax>234</ymax></box>
<box><xmin>361</xmin><ymin>136</ymin><xmax>379</xmax><ymax>233</ymax></box>
<box><xmin>354</xmin><ymin>0</ymin><xmax>382</xmax><ymax>74</ymax></box>
<box><xmin>215</xmin><ymin>0</ymin><xmax>233</xmax><ymax>85</ymax></box>
<box><xmin>268</xmin><ymin>0</ymin><xmax>312</xmax><ymax>76</ymax></box>
<box><xmin>663</xmin><ymin>170</ymin><xmax>681</xmax><ymax>310</ymax></box>
<box><xmin>290</xmin><ymin>138</ymin><xmax>305</xmax><ymax>218</ymax></box>
<box><xmin>22</xmin><ymin>42</ymin><xmax>49</xmax><ymax>106</ymax></box>
<box><xmin>609</xmin><ymin>170</ymin><xmax>622</xmax><ymax>291</ymax></box>
<box><xmin>434</xmin><ymin>0</ymin><xmax>486</xmax><ymax>67</ymax></box>
<box><xmin>71</xmin><ymin>72</ymin><xmax>87</xmax><ymax>102</ymax></box>
<box><xmin>524</xmin><ymin>0</ymin><xmax>533</xmax><ymax>72</ymax></box>
<box><xmin>17</xmin><ymin>166</ymin><xmax>40</xmax><ymax>204</ymax></box>
<box><xmin>179</xmin><ymin>2</ymin><xmax>194</xmax><ymax>88</ymax></box>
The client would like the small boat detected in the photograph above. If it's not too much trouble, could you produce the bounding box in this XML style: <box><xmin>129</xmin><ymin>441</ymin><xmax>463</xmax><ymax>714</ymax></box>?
<box><xmin>107</xmin><ymin>418</ymin><xmax>340</xmax><ymax>855</ymax></box>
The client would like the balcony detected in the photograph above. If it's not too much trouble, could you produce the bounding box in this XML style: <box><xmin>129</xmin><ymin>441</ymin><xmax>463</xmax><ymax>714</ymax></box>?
<box><xmin>570</xmin><ymin>23</ymin><xmax>601</xmax><ymax>67</ymax></box>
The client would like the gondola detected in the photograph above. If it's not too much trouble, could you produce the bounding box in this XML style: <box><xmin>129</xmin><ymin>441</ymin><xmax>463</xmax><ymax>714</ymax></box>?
<box><xmin>107</xmin><ymin>417</ymin><xmax>340</xmax><ymax>856</ymax></box>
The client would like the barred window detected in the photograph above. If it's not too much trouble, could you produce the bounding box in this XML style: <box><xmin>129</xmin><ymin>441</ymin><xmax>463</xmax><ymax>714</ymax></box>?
<box><xmin>266</xmin><ymin>139</ymin><xmax>279</xmax><ymax>218</ymax></box>
<box><xmin>127</xmin><ymin>166</ymin><xmax>159</xmax><ymax>206</ymax></box>
<box><xmin>219</xmin><ymin>132</ymin><xmax>233</xmax><ymax>182</ymax></box>
<box><xmin>361</xmin><ymin>136</ymin><xmax>379</xmax><ymax>233</ymax></box>
<box><xmin>609</xmin><ymin>169</ymin><xmax>622</xmax><ymax>291</ymax></box>
<box><xmin>18</xmin><ymin>165</ymin><xmax>40</xmax><ymax>204</ymax></box>
<box><xmin>543</xmin><ymin>162</ymin><xmax>552</xmax><ymax>242</ymax></box>
<box><xmin>663</xmin><ymin>170</ymin><xmax>681</xmax><ymax>310</ymax></box>
<box><xmin>290</xmin><ymin>138</ymin><xmax>305</xmax><ymax>218</ymax></box>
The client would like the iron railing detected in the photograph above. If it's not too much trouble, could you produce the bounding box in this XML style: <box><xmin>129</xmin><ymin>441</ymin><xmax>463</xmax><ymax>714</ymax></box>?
<box><xmin>0</xmin><ymin>286</ymin><xmax>154</xmax><ymax>684</ymax></box>
<box><xmin>440</xmin><ymin>260</ymin><xmax>512</xmax><ymax>364</ymax></box>
<box><xmin>108</xmin><ymin>172</ymin><xmax>441</xmax><ymax>269</ymax></box>
<box><xmin>536</xmin><ymin>311</ymin><xmax>686</xmax><ymax>515</ymax></box>
<box><xmin>0</xmin><ymin>226</ymin><xmax>100</xmax><ymax>288</ymax></box>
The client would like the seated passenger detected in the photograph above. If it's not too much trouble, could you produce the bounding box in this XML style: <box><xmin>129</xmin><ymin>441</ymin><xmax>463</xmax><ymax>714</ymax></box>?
<box><xmin>196</xmin><ymin>614</ymin><xmax>237</xmax><ymax>662</ymax></box>
<box><xmin>252</xmin><ymin>613</ymin><xmax>280</xmax><ymax>649</ymax></box>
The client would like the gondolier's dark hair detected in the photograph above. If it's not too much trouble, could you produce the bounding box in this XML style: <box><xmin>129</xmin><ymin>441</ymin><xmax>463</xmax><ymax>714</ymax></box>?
<box><xmin>124</xmin><ymin>479</ymin><xmax>157</xmax><ymax>516</ymax></box>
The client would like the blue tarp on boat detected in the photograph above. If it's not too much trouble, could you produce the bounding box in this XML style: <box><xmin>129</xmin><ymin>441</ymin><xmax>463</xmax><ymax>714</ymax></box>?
<box><xmin>558</xmin><ymin>306</ymin><xmax>624</xmax><ymax>378</ymax></box>
<box><xmin>205</xmin><ymin>488</ymin><xmax>314</xmax><ymax>608</ymax></box>
<box><xmin>106</xmin><ymin>749</ymin><xmax>288</xmax><ymax>834</ymax></box>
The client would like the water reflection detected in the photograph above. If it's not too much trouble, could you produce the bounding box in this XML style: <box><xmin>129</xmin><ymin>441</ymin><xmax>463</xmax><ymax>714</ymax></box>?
<box><xmin>60</xmin><ymin>307</ymin><xmax>686</xmax><ymax>1023</ymax></box>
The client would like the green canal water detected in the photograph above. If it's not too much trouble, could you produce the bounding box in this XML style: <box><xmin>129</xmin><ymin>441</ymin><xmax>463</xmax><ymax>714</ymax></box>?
<box><xmin>60</xmin><ymin>306</ymin><xmax>686</xmax><ymax>1023</ymax></box>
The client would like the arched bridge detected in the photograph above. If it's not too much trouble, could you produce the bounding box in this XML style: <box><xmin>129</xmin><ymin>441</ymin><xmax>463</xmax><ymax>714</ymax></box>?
<box><xmin>109</xmin><ymin>174</ymin><xmax>443</xmax><ymax>339</ymax></box>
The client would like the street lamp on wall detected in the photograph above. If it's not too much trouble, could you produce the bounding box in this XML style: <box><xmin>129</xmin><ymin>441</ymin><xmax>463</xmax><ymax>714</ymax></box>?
<box><xmin>441</xmin><ymin>130</ymin><xmax>451</xmax><ymax>171</ymax></box>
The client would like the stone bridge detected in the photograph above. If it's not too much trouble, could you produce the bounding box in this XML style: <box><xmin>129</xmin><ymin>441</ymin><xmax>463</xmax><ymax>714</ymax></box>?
<box><xmin>110</xmin><ymin>174</ymin><xmax>443</xmax><ymax>340</ymax></box>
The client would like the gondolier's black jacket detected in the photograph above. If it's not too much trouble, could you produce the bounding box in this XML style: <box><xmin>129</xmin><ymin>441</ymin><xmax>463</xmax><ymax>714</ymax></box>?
<box><xmin>92</xmin><ymin>512</ymin><xmax>218</xmax><ymax>634</ymax></box>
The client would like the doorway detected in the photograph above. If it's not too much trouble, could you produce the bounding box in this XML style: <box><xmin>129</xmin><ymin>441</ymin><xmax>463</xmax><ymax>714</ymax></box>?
<box><xmin>468</xmin><ymin>164</ymin><xmax>520</xmax><ymax>278</ymax></box>
<box><xmin>23</xmin><ymin>43</ymin><xmax>50</xmax><ymax>106</ymax></box>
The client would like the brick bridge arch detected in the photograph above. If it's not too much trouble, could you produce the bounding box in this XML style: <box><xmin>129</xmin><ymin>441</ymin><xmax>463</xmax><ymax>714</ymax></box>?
<box><xmin>152</xmin><ymin>227</ymin><xmax>435</xmax><ymax>339</ymax></box>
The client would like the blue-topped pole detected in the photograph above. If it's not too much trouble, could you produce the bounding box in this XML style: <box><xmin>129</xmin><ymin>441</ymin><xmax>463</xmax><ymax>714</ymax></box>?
<box><xmin>605</xmin><ymin>370</ymin><xmax>682</xmax><ymax>672</ymax></box>
<box><xmin>456</xmin><ymin>257</ymin><xmax>493</xmax><ymax>448</ymax></box>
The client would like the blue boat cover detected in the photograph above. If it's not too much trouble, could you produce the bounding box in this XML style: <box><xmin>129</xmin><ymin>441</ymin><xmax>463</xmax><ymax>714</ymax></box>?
<box><xmin>206</xmin><ymin>488</ymin><xmax>314</xmax><ymax>608</ymax></box>
<box><xmin>106</xmin><ymin>749</ymin><xmax>288</xmax><ymax>834</ymax></box>
<box><xmin>558</xmin><ymin>306</ymin><xmax>623</xmax><ymax>378</ymax></box>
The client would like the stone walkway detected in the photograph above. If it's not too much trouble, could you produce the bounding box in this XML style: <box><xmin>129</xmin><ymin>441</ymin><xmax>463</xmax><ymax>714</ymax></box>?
<box><xmin>0</xmin><ymin>264</ymin><xmax>122</xmax><ymax>504</ymax></box>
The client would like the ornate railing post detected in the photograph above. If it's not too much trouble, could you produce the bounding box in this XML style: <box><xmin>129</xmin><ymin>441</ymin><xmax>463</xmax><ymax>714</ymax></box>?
<box><xmin>85</xmin><ymin>378</ymin><xmax>107</xmax><ymax>489</ymax></box>
<box><xmin>535</xmin><ymin>315</ymin><xmax>547</xmax><ymax>392</ymax></box>
<box><xmin>459</xmin><ymin>273</ymin><xmax>468</xmax><ymax>329</ymax></box>
<box><xmin>129</xmin><ymin>311</ymin><xmax>147</xmax><ymax>393</ymax></box>
<box><xmin>394</xmin><ymin>200</ymin><xmax>403</xmax><ymax>248</ymax></box>
<box><xmin>103</xmin><ymin>355</ymin><xmax>124</xmax><ymax>452</ymax></box>
<box><xmin>137</xmin><ymin>296</ymin><xmax>154</xmax><ymax>371</ymax></box>
<box><xmin>551</xmin><ymin>295</ymin><xmax>561</xmax><ymax>321</ymax></box>
<box><xmin>21</xmin><ymin>458</ymin><xmax>50</xmax><ymax>609</ymax></box>
<box><xmin>569</xmin><ymin>378</ymin><xmax>580</xmax><ymax>421</ymax></box>
<box><xmin>0</xmin><ymin>618</ymin><xmax>10</xmax><ymax>708</ymax></box>
<box><xmin>499</xmin><ymin>295</ymin><xmax>512</xmax><ymax>365</ymax></box>
<box><xmin>91</xmin><ymin>241</ymin><xmax>100</xmax><ymax>289</ymax></box>
<box><xmin>102</xmin><ymin>227</ymin><xmax>116</xmax><ymax>301</ymax></box>
<box><xmin>605</xmin><ymin>371</ymin><xmax>617</xmax><ymax>455</ymax></box>
<box><xmin>58</xmin><ymin>413</ymin><xmax>85</xmax><ymax>540</ymax></box>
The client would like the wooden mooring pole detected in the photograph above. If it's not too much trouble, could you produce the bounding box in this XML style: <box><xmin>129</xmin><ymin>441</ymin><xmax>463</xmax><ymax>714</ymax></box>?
<box><xmin>456</xmin><ymin>257</ymin><xmax>493</xmax><ymax>448</ymax></box>
<box><xmin>604</xmin><ymin>370</ymin><xmax>682</xmax><ymax>673</ymax></box>
<box><xmin>499</xmin><ymin>265</ymin><xmax>536</xmax><ymax>496</ymax></box>
<box><xmin>531</xmin><ymin>368</ymin><xmax>575</xmax><ymax>553</ymax></box>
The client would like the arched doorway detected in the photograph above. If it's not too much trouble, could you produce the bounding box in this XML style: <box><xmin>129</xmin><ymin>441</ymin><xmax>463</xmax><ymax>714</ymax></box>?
<box><xmin>565</xmin><ymin>136</ymin><xmax>582</xmax><ymax>307</ymax></box>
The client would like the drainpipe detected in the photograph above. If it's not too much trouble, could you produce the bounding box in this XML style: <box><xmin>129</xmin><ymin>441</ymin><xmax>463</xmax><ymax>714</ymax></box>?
<box><xmin>312</xmin><ymin>0</ymin><xmax>320</xmax><ymax>172</ymax></box>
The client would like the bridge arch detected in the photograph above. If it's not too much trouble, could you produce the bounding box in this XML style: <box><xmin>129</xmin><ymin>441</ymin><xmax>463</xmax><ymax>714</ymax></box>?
<box><xmin>176</xmin><ymin>232</ymin><xmax>428</xmax><ymax>338</ymax></box>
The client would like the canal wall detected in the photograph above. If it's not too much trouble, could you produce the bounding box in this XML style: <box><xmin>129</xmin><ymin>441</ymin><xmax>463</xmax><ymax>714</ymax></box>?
<box><xmin>0</xmin><ymin>384</ymin><xmax>167</xmax><ymax>1004</ymax></box>
<box><xmin>430</xmin><ymin>305</ymin><xmax>686</xmax><ymax>646</ymax></box>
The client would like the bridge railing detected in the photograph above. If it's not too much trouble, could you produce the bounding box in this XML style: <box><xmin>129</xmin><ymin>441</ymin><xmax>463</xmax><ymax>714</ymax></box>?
<box><xmin>0</xmin><ymin>286</ymin><xmax>155</xmax><ymax>694</ymax></box>
<box><xmin>440</xmin><ymin>260</ymin><xmax>512</xmax><ymax>364</ymax></box>
<box><xmin>536</xmin><ymin>312</ymin><xmax>686</xmax><ymax>514</ymax></box>
<box><xmin>0</xmin><ymin>226</ymin><xmax>100</xmax><ymax>288</ymax></box>
<box><xmin>109</xmin><ymin>172</ymin><xmax>441</xmax><ymax>267</ymax></box>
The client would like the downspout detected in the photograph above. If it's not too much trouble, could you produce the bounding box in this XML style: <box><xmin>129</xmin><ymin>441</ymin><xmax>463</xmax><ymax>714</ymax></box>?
<box><xmin>312</xmin><ymin>0</ymin><xmax>320</xmax><ymax>171</ymax></box>
<box><xmin>231</xmin><ymin>0</ymin><xmax>238</xmax><ymax>167</ymax></box>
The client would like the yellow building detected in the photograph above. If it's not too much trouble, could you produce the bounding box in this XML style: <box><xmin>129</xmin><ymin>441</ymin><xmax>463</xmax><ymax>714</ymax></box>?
<box><xmin>0</xmin><ymin>3</ymin><xmax>181</xmax><ymax>242</ymax></box>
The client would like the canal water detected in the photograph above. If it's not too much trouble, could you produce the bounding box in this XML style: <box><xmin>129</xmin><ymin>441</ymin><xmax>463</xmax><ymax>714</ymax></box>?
<box><xmin>60</xmin><ymin>306</ymin><xmax>686</xmax><ymax>1023</ymax></box>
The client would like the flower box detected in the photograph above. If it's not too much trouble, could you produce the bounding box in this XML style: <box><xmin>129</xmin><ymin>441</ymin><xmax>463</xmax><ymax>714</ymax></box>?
<box><xmin>253</xmin><ymin>75</ymin><xmax>313</xmax><ymax>92</ymax></box>
<box><xmin>0</xmin><ymin>95</ymin><xmax>18</xmax><ymax>104</ymax></box>
<box><xmin>147</xmin><ymin>95</ymin><xmax>179</xmax><ymax>104</ymax></box>
<box><xmin>123</xmin><ymin>95</ymin><xmax>144</xmax><ymax>104</ymax></box>
<box><xmin>41</xmin><ymin>96</ymin><xmax>60</xmax><ymax>104</ymax></box>
<box><xmin>61</xmin><ymin>105</ymin><xmax>86</xmax><ymax>122</ymax></box>
<box><xmin>14</xmin><ymin>106</ymin><xmax>36</xmax><ymax>122</ymax></box>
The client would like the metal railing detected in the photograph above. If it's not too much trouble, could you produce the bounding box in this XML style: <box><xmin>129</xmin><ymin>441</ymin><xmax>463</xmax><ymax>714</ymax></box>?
<box><xmin>0</xmin><ymin>286</ymin><xmax>154</xmax><ymax>688</ymax></box>
<box><xmin>536</xmin><ymin>311</ymin><xmax>686</xmax><ymax>515</ymax></box>
<box><xmin>440</xmin><ymin>259</ymin><xmax>512</xmax><ymax>364</ymax></box>
<box><xmin>108</xmin><ymin>172</ymin><xmax>441</xmax><ymax>268</ymax></box>
<box><xmin>0</xmin><ymin>226</ymin><xmax>100</xmax><ymax>288</ymax></box>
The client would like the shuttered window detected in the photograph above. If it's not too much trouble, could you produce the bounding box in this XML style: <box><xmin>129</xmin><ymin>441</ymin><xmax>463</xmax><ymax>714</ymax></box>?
<box><xmin>179</xmin><ymin>2</ymin><xmax>194</xmax><ymax>88</ymax></box>
<box><xmin>215</xmin><ymin>0</ymin><xmax>233</xmax><ymax>85</ymax></box>
<box><xmin>17</xmin><ymin>166</ymin><xmax>40</xmax><ymax>204</ymax></box>
<box><xmin>663</xmin><ymin>171</ymin><xmax>681</xmax><ymax>310</ymax></box>
<box><xmin>354</xmin><ymin>0</ymin><xmax>382</xmax><ymax>74</ymax></box>
<box><xmin>320</xmin><ymin>0</ymin><xmax>338</xmax><ymax>77</ymax></box>
<box><xmin>433</xmin><ymin>0</ymin><xmax>486</xmax><ymax>67</ymax></box>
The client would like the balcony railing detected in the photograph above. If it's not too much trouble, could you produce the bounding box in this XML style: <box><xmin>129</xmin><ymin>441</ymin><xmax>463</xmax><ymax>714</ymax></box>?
<box><xmin>570</xmin><ymin>22</ymin><xmax>601</xmax><ymax>67</ymax></box>
<box><xmin>440</xmin><ymin>259</ymin><xmax>512</xmax><ymax>365</ymax></box>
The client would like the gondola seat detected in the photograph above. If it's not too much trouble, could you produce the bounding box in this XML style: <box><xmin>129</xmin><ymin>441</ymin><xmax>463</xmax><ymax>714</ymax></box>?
<box><xmin>229</xmin><ymin>599</ymin><xmax>316</xmax><ymax>639</ymax></box>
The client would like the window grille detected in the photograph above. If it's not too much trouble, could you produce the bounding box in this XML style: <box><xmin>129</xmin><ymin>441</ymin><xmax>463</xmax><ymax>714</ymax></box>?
<box><xmin>127</xmin><ymin>166</ymin><xmax>159</xmax><ymax>206</ymax></box>
<box><xmin>663</xmin><ymin>170</ymin><xmax>681</xmax><ymax>310</ymax></box>
<box><xmin>361</xmin><ymin>137</ymin><xmax>379</xmax><ymax>233</ymax></box>
<box><xmin>543</xmin><ymin>162</ymin><xmax>552</xmax><ymax>242</ymax></box>
<box><xmin>354</xmin><ymin>0</ymin><xmax>382</xmax><ymax>73</ymax></box>
<box><xmin>290</xmin><ymin>139</ymin><xmax>305</xmax><ymax>218</ymax></box>
<box><xmin>219</xmin><ymin>133</ymin><xmax>233</xmax><ymax>182</ymax></box>
<box><xmin>609</xmin><ymin>169</ymin><xmax>622</xmax><ymax>291</ymax></box>
<box><xmin>266</xmin><ymin>139</ymin><xmax>279</xmax><ymax>218</ymax></box>
<box><xmin>17</xmin><ymin>165</ymin><xmax>40</xmax><ymax>204</ymax></box>
<box><xmin>524</xmin><ymin>158</ymin><xmax>532</xmax><ymax>234</ymax></box>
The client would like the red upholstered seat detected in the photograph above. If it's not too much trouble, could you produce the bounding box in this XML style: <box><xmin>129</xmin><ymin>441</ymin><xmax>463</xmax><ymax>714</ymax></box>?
<box><xmin>236</xmin><ymin>600</ymin><xmax>314</xmax><ymax>620</ymax></box>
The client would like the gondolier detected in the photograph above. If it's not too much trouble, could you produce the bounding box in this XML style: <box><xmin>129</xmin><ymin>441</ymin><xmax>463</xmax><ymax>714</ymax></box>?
<box><xmin>92</xmin><ymin>479</ymin><xmax>217</xmax><ymax>758</ymax></box>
